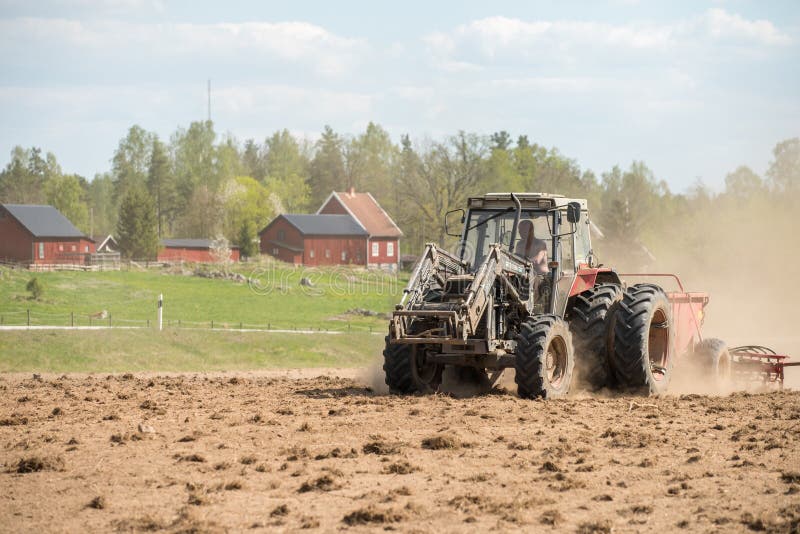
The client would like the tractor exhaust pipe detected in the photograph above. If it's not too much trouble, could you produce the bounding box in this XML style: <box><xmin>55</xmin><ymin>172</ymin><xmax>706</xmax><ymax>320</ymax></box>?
<box><xmin>508</xmin><ymin>193</ymin><xmax>522</xmax><ymax>254</ymax></box>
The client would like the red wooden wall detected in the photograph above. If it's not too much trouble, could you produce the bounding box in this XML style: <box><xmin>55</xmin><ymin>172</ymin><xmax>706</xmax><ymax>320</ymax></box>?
<box><xmin>260</xmin><ymin>218</ymin><xmax>305</xmax><ymax>264</ymax></box>
<box><xmin>158</xmin><ymin>247</ymin><xmax>240</xmax><ymax>263</ymax></box>
<box><xmin>302</xmin><ymin>236</ymin><xmax>367</xmax><ymax>266</ymax></box>
<box><xmin>0</xmin><ymin>211</ymin><xmax>33</xmax><ymax>262</ymax></box>
<box><xmin>366</xmin><ymin>237</ymin><xmax>399</xmax><ymax>266</ymax></box>
<box><xmin>33</xmin><ymin>239</ymin><xmax>95</xmax><ymax>264</ymax></box>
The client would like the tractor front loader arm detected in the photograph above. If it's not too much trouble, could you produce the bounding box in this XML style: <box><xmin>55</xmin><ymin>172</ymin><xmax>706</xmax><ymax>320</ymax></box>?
<box><xmin>391</xmin><ymin>243</ymin><xmax>530</xmax><ymax>344</ymax></box>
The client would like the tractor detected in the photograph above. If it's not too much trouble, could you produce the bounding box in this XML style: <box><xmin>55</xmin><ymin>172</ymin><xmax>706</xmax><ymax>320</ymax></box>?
<box><xmin>383</xmin><ymin>192</ymin><xmax>794</xmax><ymax>397</ymax></box>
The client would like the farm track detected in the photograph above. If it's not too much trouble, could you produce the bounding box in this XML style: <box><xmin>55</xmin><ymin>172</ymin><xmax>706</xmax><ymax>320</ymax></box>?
<box><xmin>1</xmin><ymin>371</ymin><xmax>798</xmax><ymax>533</ymax></box>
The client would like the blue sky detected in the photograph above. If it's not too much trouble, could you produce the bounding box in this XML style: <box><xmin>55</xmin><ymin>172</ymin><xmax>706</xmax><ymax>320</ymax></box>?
<box><xmin>0</xmin><ymin>0</ymin><xmax>798</xmax><ymax>192</ymax></box>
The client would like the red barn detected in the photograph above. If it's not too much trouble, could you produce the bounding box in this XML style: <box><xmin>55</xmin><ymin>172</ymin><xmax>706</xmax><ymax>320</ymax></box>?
<box><xmin>259</xmin><ymin>214</ymin><xmax>369</xmax><ymax>266</ymax></box>
<box><xmin>0</xmin><ymin>204</ymin><xmax>95</xmax><ymax>265</ymax></box>
<box><xmin>317</xmin><ymin>189</ymin><xmax>402</xmax><ymax>270</ymax></box>
<box><xmin>158</xmin><ymin>239</ymin><xmax>240</xmax><ymax>263</ymax></box>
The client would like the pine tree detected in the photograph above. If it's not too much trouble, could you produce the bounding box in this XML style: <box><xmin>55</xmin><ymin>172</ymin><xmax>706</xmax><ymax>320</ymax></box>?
<box><xmin>147</xmin><ymin>137</ymin><xmax>175</xmax><ymax>237</ymax></box>
<box><xmin>237</xmin><ymin>219</ymin><xmax>258</xmax><ymax>258</ymax></box>
<box><xmin>309</xmin><ymin>125</ymin><xmax>345</xmax><ymax>206</ymax></box>
<box><xmin>116</xmin><ymin>187</ymin><xmax>159</xmax><ymax>260</ymax></box>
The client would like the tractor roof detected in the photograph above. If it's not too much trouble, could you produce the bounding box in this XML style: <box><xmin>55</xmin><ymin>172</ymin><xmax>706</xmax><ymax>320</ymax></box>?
<box><xmin>468</xmin><ymin>193</ymin><xmax>588</xmax><ymax>210</ymax></box>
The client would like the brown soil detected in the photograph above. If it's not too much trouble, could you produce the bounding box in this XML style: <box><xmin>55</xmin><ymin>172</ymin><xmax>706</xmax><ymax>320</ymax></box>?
<box><xmin>1</xmin><ymin>372</ymin><xmax>798</xmax><ymax>532</ymax></box>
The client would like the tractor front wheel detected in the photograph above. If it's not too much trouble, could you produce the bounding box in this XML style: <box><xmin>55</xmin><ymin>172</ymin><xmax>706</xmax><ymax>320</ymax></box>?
<box><xmin>611</xmin><ymin>284</ymin><xmax>675</xmax><ymax>395</ymax></box>
<box><xmin>515</xmin><ymin>315</ymin><xmax>575</xmax><ymax>399</ymax></box>
<box><xmin>383</xmin><ymin>336</ymin><xmax>415</xmax><ymax>394</ymax></box>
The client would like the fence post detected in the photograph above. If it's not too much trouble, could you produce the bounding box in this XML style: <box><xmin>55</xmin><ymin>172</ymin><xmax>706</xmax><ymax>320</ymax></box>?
<box><xmin>147</xmin><ymin>319</ymin><xmax>150</xmax><ymax>328</ymax></box>
<box><xmin>211</xmin><ymin>320</ymin><xmax>214</xmax><ymax>329</ymax></box>
<box><xmin>108</xmin><ymin>314</ymin><xmax>112</xmax><ymax>327</ymax></box>
<box><xmin>239</xmin><ymin>322</ymin><xmax>243</xmax><ymax>330</ymax></box>
<box><xmin>71</xmin><ymin>312</ymin><xmax>74</xmax><ymax>327</ymax></box>
<box><xmin>89</xmin><ymin>316</ymin><xmax>92</xmax><ymax>327</ymax></box>
<box><xmin>157</xmin><ymin>294</ymin><xmax>163</xmax><ymax>331</ymax></box>
<box><xmin>27</xmin><ymin>309</ymin><xmax>30</xmax><ymax>327</ymax></box>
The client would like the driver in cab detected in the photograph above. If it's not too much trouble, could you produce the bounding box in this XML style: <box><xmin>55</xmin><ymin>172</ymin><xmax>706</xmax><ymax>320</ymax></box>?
<box><xmin>515</xmin><ymin>219</ymin><xmax>548</xmax><ymax>274</ymax></box>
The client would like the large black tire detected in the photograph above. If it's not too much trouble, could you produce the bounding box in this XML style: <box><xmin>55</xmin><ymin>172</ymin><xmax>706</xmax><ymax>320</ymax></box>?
<box><xmin>568</xmin><ymin>284</ymin><xmax>623</xmax><ymax>390</ymax></box>
<box><xmin>611</xmin><ymin>284</ymin><xmax>675</xmax><ymax>395</ymax></box>
<box><xmin>515</xmin><ymin>315</ymin><xmax>575</xmax><ymax>399</ymax></box>
<box><xmin>383</xmin><ymin>335</ymin><xmax>443</xmax><ymax>394</ymax></box>
<box><xmin>693</xmin><ymin>338</ymin><xmax>732</xmax><ymax>389</ymax></box>
<box><xmin>383</xmin><ymin>336</ymin><xmax>415</xmax><ymax>394</ymax></box>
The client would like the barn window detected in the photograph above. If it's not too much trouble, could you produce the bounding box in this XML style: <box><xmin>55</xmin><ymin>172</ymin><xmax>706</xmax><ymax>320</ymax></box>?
<box><xmin>85</xmin><ymin>245</ymin><xmax>89</xmax><ymax>252</ymax></box>
<box><xmin>38</xmin><ymin>242</ymin><xmax>44</xmax><ymax>259</ymax></box>
<box><xmin>309</xmin><ymin>249</ymin><xmax>315</xmax><ymax>259</ymax></box>
<box><xmin>387</xmin><ymin>242</ymin><xmax>394</xmax><ymax>257</ymax></box>
<box><xmin>341</xmin><ymin>251</ymin><xmax>347</xmax><ymax>261</ymax></box>
<box><xmin>272</xmin><ymin>248</ymin><xmax>278</xmax><ymax>255</ymax></box>
<box><xmin>278</xmin><ymin>229</ymin><xmax>285</xmax><ymax>240</ymax></box>
<box><xmin>58</xmin><ymin>244</ymin><xmax>64</xmax><ymax>252</ymax></box>
<box><xmin>371</xmin><ymin>242</ymin><xmax>379</xmax><ymax>256</ymax></box>
<box><xmin>325</xmin><ymin>249</ymin><xmax>330</xmax><ymax>259</ymax></box>
<box><xmin>71</xmin><ymin>245</ymin><xmax>76</xmax><ymax>252</ymax></box>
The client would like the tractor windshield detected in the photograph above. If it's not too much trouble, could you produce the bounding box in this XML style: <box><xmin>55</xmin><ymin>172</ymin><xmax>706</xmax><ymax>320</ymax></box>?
<box><xmin>460</xmin><ymin>209</ymin><xmax>552</xmax><ymax>270</ymax></box>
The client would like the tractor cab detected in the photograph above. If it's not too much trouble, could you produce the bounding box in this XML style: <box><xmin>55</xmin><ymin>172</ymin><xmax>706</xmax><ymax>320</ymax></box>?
<box><xmin>448</xmin><ymin>193</ymin><xmax>593</xmax><ymax>315</ymax></box>
<box><xmin>452</xmin><ymin>193</ymin><xmax>592</xmax><ymax>273</ymax></box>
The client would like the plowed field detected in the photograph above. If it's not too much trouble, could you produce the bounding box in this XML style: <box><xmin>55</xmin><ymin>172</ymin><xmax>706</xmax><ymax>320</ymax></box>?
<box><xmin>1</xmin><ymin>371</ymin><xmax>798</xmax><ymax>533</ymax></box>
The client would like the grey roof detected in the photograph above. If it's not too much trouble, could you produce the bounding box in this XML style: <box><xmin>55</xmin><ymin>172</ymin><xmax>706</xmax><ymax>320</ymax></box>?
<box><xmin>2</xmin><ymin>204</ymin><xmax>87</xmax><ymax>238</ymax></box>
<box><xmin>280</xmin><ymin>214</ymin><xmax>368</xmax><ymax>236</ymax></box>
<box><xmin>161</xmin><ymin>238</ymin><xmax>239</xmax><ymax>249</ymax></box>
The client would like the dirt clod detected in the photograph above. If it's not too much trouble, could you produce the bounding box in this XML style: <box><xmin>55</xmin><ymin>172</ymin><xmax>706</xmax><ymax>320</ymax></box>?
<box><xmin>421</xmin><ymin>434</ymin><xmax>460</xmax><ymax>450</ymax></box>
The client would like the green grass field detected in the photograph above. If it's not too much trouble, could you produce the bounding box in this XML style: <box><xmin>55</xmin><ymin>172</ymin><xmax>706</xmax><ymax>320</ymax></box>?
<box><xmin>0</xmin><ymin>262</ymin><xmax>404</xmax><ymax>330</ymax></box>
<box><xmin>0</xmin><ymin>329</ymin><xmax>382</xmax><ymax>373</ymax></box>
<box><xmin>0</xmin><ymin>262</ymin><xmax>400</xmax><ymax>372</ymax></box>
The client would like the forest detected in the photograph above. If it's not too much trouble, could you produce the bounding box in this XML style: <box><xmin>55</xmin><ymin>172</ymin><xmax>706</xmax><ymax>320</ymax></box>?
<box><xmin>0</xmin><ymin>120</ymin><xmax>798</xmax><ymax>271</ymax></box>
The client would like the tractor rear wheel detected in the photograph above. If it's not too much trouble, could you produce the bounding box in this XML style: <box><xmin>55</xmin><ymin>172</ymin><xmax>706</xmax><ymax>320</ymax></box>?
<box><xmin>693</xmin><ymin>338</ymin><xmax>732</xmax><ymax>389</ymax></box>
<box><xmin>515</xmin><ymin>315</ymin><xmax>575</xmax><ymax>399</ymax></box>
<box><xmin>568</xmin><ymin>284</ymin><xmax>623</xmax><ymax>390</ymax></box>
<box><xmin>611</xmin><ymin>284</ymin><xmax>675</xmax><ymax>395</ymax></box>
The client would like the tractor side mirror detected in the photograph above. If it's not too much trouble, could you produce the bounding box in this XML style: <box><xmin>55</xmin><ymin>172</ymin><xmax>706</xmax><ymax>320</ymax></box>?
<box><xmin>445</xmin><ymin>208</ymin><xmax>466</xmax><ymax>237</ymax></box>
<box><xmin>567</xmin><ymin>202</ymin><xmax>581</xmax><ymax>224</ymax></box>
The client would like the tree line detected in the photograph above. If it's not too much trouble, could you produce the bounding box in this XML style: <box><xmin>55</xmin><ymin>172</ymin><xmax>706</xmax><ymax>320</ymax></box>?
<box><xmin>0</xmin><ymin>121</ymin><xmax>797</xmax><ymax>266</ymax></box>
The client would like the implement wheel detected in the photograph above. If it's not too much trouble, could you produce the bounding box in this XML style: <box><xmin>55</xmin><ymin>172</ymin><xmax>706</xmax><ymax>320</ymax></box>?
<box><xmin>611</xmin><ymin>284</ymin><xmax>675</xmax><ymax>395</ymax></box>
<box><xmin>515</xmin><ymin>315</ymin><xmax>574</xmax><ymax>399</ymax></box>
<box><xmin>568</xmin><ymin>284</ymin><xmax>623</xmax><ymax>390</ymax></box>
<box><xmin>694</xmin><ymin>338</ymin><xmax>732</xmax><ymax>389</ymax></box>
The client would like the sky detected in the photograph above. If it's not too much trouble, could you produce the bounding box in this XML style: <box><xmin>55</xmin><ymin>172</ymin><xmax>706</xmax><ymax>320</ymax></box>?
<box><xmin>0</xmin><ymin>0</ymin><xmax>798</xmax><ymax>193</ymax></box>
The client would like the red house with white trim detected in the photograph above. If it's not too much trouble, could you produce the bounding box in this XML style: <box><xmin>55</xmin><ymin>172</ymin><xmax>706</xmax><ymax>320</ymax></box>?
<box><xmin>317</xmin><ymin>189</ymin><xmax>402</xmax><ymax>270</ymax></box>
<box><xmin>0</xmin><ymin>204</ymin><xmax>95</xmax><ymax>265</ymax></box>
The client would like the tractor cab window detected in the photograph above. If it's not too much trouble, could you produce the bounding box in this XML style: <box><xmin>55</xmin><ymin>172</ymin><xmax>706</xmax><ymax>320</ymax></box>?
<box><xmin>460</xmin><ymin>209</ymin><xmax>551</xmax><ymax>270</ymax></box>
<box><xmin>574</xmin><ymin>216</ymin><xmax>591</xmax><ymax>267</ymax></box>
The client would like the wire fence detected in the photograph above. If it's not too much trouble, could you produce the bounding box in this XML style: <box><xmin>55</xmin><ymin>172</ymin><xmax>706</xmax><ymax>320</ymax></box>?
<box><xmin>0</xmin><ymin>309</ymin><xmax>383</xmax><ymax>334</ymax></box>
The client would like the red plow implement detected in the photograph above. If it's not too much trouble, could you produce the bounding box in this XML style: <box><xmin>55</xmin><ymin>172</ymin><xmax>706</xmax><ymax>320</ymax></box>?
<box><xmin>730</xmin><ymin>345</ymin><xmax>798</xmax><ymax>389</ymax></box>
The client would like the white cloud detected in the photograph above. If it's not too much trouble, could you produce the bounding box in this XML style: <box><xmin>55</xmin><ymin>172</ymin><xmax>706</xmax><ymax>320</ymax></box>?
<box><xmin>424</xmin><ymin>9</ymin><xmax>790</xmax><ymax>69</ymax></box>
<box><xmin>705</xmin><ymin>8</ymin><xmax>791</xmax><ymax>45</ymax></box>
<box><xmin>0</xmin><ymin>18</ymin><xmax>366</xmax><ymax>77</ymax></box>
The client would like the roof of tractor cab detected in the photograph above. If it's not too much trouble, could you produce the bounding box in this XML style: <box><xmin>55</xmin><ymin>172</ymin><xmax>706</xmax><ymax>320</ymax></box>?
<box><xmin>468</xmin><ymin>193</ymin><xmax>588</xmax><ymax>210</ymax></box>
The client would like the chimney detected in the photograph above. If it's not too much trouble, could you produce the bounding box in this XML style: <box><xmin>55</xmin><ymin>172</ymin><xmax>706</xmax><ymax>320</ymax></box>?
<box><xmin>348</xmin><ymin>187</ymin><xmax>355</xmax><ymax>196</ymax></box>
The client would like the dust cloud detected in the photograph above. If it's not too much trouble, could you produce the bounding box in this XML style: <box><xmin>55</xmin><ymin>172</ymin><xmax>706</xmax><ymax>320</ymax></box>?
<box><xmin>597</xmin><ymin>194</ymin><xmax>800</xmax><ymax>391</ymax></box>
